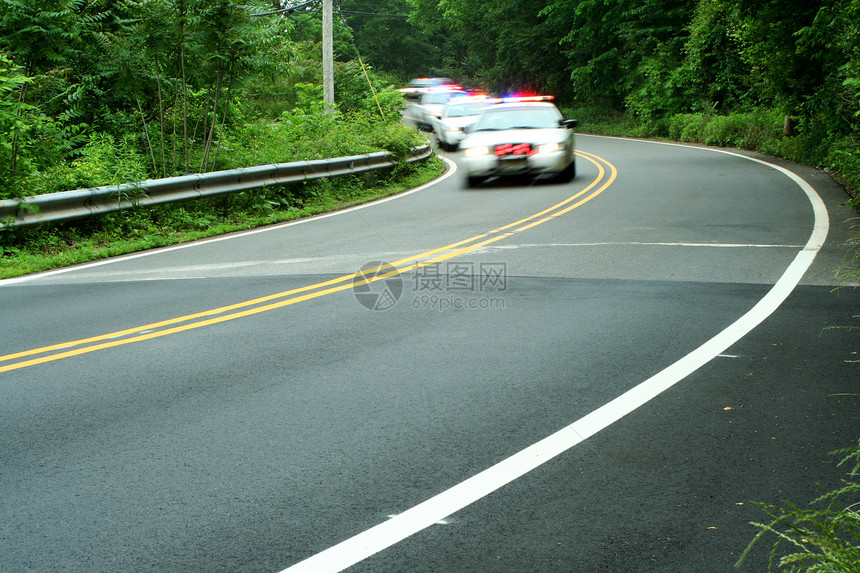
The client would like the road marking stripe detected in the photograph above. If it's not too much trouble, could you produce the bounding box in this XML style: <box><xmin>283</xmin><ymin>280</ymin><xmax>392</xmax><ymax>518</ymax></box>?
<box><xmin>0</xmin><ymin>152</ymin><xmax>616</xmax><ymax>372</ymax></box>
<box><xmin>482</xmin><ymin>241</ymin><xmax>803</xmax><ymax>249</ymax></box>
<box><xmin>278</xmin><ymin>144</ymin><xmax>829</xmax><ymax>573</ymax></box>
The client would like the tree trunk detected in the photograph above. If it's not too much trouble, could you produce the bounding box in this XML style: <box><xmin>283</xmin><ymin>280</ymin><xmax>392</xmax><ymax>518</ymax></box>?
<box><xmin>200</xmin><ymin>72</ymin><xmax>221</xmax><ymax>173</ymax></box>
<box><xmin>9</xmin><ymin>81</ymin><xmax>28</xmax><ymax>179</ymax></box>
<box><xmin>155</xmin><ymin>57</ymin><xmax>167</xmax><ymax>178</ymax></box>
<box><xmin>783</xmin><ymin>114</ymin><xmax>796</xmax><ymax>137</ymax></box>
<box><xmin>135</xmin><ymin>94</ymin><xmax>158</xmax><ymax>174</ymax></box>
<box><xmin>178</xmin><ymin>2</ymin><xmax>190</xmax><ymax>173</ymax></box>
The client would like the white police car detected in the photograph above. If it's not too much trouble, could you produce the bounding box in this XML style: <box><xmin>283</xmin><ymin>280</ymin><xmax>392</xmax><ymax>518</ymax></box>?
<box><xmin>399</xmin><ymin>77</ymin><xmax>458</xmax><ymax>101</ymax></box>
<box><xmin>408</xmin><ymin>89</ymin><xmax>467</xmax><ymax>131</ymax></box>
<box><xmin>459</xmin><ymin>96</ymin><xmax>578</xmax><ymax>187</ymax></box>
<box><xmin>430</xmin><ymin>96</ymin><xmax>493</xmax><ymax>151</ymax></box>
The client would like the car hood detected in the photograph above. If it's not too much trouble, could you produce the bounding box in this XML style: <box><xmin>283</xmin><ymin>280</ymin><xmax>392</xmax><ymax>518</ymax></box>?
<box><xmin>421</xmin><ymin>104</ymin><xmax>446</xmax><ymax>117</ymax></box>
<box><xmin>441</xmin><ymin>116</ymin><xmax>480</xmax><ymax>129</ymax></box>
<box><xmin>461</xmin><ymin>127</ymin><xmax>570</xmax><ymax>148</ymax></box>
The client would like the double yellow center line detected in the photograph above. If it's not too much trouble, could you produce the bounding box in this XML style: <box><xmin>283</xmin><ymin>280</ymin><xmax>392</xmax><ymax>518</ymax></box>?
<box><xmin>0</xmin><ymin>151</ymin><xmax>617</xmax><ymax>374</ymax></box>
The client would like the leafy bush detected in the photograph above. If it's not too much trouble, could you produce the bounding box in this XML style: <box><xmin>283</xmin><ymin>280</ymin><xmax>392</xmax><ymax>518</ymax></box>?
<box><xmin>219</xmin><ymin>91</ymin><xmax>421</xmax><ymax>171</ymax></box>
<box><xmin>701</xmin><ymin>109</ymin><xmax>781</xmax><ymax>149</ymax></box>
<box><xmin>26</xmin><ymin>133</ymin><xmax>148</xmax><ymax>195</ymax></box>
<box><xmin>668</xmin><ymin>113</ymin><xmax>709</xmax><ymax>142</ymax></box>
<box><xmin>558</xmin><ymin>106</ymin><xmax>635</xmax><ymax>137</ymax></box>
<box><xmin>826</xmin><ymin>141</ymin><xmax>860</xmax><ymax>199</ymax></box>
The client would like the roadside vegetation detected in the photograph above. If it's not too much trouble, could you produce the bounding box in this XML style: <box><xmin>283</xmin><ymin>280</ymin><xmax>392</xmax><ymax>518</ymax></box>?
<box><xmin>0</xmin><ymin>0</ymin><xmax>440</xmax><ymax>279</ymax></box>
<box><xmin>2</xmin><ymin>1</ymin><xmax>858</xmax><ymax>279</ymax></box>
<box><xmin>736</xmin><ymin>440</ymin><xmax>860</xmax><ymax>572</ymax></box>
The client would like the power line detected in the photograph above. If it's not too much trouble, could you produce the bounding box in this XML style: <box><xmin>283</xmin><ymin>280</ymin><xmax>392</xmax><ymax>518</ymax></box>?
<box><xmin>250</xmin><ymin>0</ymin><xmax>319</xmax><ymax>18</ymax></box>
<box><xmin>335</xmin><ymin>1</ymin><xmax>412</xmax><ymax>16</ymax></box>
<box><xmin>339</xmin><ymin>3</ymin><xmax>411</xmax><ymax>10</ymax></box>
<box><xmin>250</xmin><ymin>0</ymin><xmax>333</xmax><ymax>110</ymax></box>
<box><xmin>339</xmin><ymin>10</ymin><xmax>408</xmax><ymax>18</ymax></box>
<box><xmin>337</xmin><ymin>1</ymin><xmax>411</xmax><ymax>7</ymax></box>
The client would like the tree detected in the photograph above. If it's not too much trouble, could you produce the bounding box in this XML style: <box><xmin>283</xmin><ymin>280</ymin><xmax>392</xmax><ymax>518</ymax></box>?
<box><xmin>336</xmin><ymin>0</ymin><xmax>434</xmax><ymax>79</ymax></box>
<box><xmin>408</xmin><ymin>0</ymin><xmax>576</xmax><ymax>96</ymax></box>
<box><xmin>0</xmin><ymin>0</ymin><xmax>82</xmax><ymax>177</ymax></box>
<box><xmin>793</xmin><ymin>0</ymin><xmax>860</xmax><ymax>136</ymax></box>
<box><xmin>541</xmin><ymin>0</ymin><xmax>696</xmax><ymax>111</ymax></box>
<box><xmin>671</xmin><ymin>0</ymin><xmax>752</xmax><ymax>114</ymax></box>
<box><xmin>0</xmin><ymin>53</ymin><xmax>32</xmax><ymax>193</ymax></box>
<box><xmin>726</xmin><ymin>0</ymin><xmax>825</xmax><ymax>116</ymax></box>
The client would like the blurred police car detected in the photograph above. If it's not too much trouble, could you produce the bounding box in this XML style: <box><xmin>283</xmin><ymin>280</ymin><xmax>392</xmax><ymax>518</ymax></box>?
<box><xmin>430</xmin><ymin>96</ymin><xmax>493</xmax><ymax>151</ymax></box>
<box><xmin>459</xmin><ymin>96</ymin><xmax>578</xmax><ymax>188</ymax></box>
<box><xmin>409</xmin><ymin>89</ymin><xmax>468</xmax><ymax>131</ymax></box>
<box><xmin>399</xmin><ymin>77</ymin><xmax>458</xmax><ymax>101</ymax></box>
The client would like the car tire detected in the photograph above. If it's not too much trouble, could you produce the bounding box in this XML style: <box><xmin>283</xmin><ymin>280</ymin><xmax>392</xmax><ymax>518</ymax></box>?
<box><xmin>553</xmin><ymin>159</ymin><xmax>576</xmax><ymax>183</ymax></box>
<box><xmin>466</xmin><ymin>175</ymin><xmax>486</xmax><ymax>188</ymax></box>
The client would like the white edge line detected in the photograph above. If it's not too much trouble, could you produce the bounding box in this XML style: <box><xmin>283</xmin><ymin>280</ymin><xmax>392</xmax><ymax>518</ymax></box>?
<box><xmin>584</xmin><ymin>135</ymin><xmax>829</xmax><ymax>252</ymax></box>
<box><xmin>485</xmin><ymin>241</ymin><xmax>803</xmax><ymax>249</ymax></box>
<box><xmin>0</xmin><ymin>155</ymin><xmax>457</xmax><ymax>287</ymax></box>
<box><xmin>279</xmin><ymin>142</ymin><xmax>830</xmax><ymax>573</ymax></box>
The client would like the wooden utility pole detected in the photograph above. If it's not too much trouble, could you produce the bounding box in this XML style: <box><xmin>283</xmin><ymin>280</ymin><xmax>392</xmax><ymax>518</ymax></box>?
<box><xmin>322</xmin><ymin>0</ymin><xmax>334</xmax><ymax>112</ymax></box>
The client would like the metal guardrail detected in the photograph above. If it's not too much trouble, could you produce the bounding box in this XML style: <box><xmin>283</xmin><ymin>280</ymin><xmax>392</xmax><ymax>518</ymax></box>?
<box><xmin>0</xmin><ymin>145</ymin><xmax>432</xmax><ymax>229</ymax></box>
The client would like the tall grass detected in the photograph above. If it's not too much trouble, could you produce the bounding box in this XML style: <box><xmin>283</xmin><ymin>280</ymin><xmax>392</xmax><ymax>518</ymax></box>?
<box><xmin>737</xmin><ymin>441</ymin><xmax>860</xmax><ymax>572</ymax></box>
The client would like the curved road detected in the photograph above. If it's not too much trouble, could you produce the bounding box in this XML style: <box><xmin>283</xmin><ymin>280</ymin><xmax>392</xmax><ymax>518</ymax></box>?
<box><xmin>1</xmin><ymin>135</ymin><xmax>858</xmax><ymax>572</ymax></box>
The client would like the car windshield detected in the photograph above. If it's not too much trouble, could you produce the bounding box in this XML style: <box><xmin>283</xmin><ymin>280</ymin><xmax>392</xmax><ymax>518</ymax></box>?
<box><xmin>445</xmin><ymin>103</ymin><xmax>486</xmax><ymax>117</ymax></box>
<box><xmin>424</xmin><ymin>91</ymin><xmax>466</xmax><ymax>105</ymax></box>
<box><xmin>409</xmin><ymin>78</ymin><xmax>453</xmax><ymax>88</ymax></box>
<box><xmin>474</xmin><ymin>107</ymin><xmax>560</xmax><ymax>130</ymax></box>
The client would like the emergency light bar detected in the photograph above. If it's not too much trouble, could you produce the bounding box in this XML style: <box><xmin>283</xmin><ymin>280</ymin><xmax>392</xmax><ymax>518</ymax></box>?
<box><xmin>481</xmin><ymin>95</ymin><xmax>555</xmax><ymax>104</ymax></box>
<box><xmin>501</xmin><ymin>95</ymin><xmax>555</xmax><ymax>103</ymax></box>
<box><xmin>448</xmin><ymin>94</ymin><xmax>490</xmax><ymax>104</ymax></box>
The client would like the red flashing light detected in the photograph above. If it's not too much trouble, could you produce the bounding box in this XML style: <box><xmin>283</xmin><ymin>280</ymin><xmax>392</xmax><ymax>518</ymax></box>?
<box><xmin>429</xmin><ymin>84</ymin><xmax>462</xmax><ymax>92</ymax></box>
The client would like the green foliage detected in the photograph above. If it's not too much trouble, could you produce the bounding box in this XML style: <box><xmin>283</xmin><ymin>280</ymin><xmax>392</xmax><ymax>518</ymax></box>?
<box><xmin>347</xmin><ymin>113</ymin><xmax>427</xmax><ymax>160</ymax></box>
<box><xmin>668</xmin><ymin>113</ymin><xmax>710</xmax><ymax>142</ymax></box>
<box><xmin>0</xmin><ymin>53</ymin><xmax>28</xmax><ymax>127</ymax></box>
<box><xmin>701</xmin><ymin>109</ymin><xmax>782</xmax><ymax>148</ymax></box>
<box><xmin>738</xmin><ymin>440</ymin><xmax>860</xmax><ymax>572</ymax></box>
<box><xmin>334</xmin><ymin>60</ymin><xmax>407</xmax><ymax>121</ymax></box>
<box><xmin>669</xmin><ymin>0</ymin><xmax>752</xmax><ymax>114</ymax></box>
<box><xmin>220</xmin><ymin>103</ymin><xmax>422</xmax><ymax>171</ymax></box>
<box><xmin>540</xmin><ymin>0</ymin><xmax>696</xmax><ymax>109</ymax></box>
<box><xmin>0</xmin><ymin>52</ymin><xmax>30</xmax><ymax>193</ymax></box>
<box><xmin>27</xmin><ymin>133</ymin><xmax>148</xmax><ymax>194</ymax></box>
<box><xmin>398</xmin><ymin>0</ymin><xmax>860</xmax><ymax>178</ymax></box>
<box><xmin>660</xmin><ymin>108</ymin><xmax>792</xmax><ymax>151</ymax></box>
<box><xmin>828</xmin><ymin>146</ymin><xmax>860</xmax><ymax>196</ymax></box>
<box><xmin>0</xmin><ymin>0</ymin><xmax>81</xmax><ymax>76</ymax></box>
<box><xmin>339</xmin><ymin>0</ymin><xmax>439</xmax><ymax>78</ymax></box>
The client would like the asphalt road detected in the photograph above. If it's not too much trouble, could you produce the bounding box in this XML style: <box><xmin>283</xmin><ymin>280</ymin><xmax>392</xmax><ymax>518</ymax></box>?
<box><xmin>1</xmin><ymin>135</ymin><xmax>858</xmax><ymax>572</ymax></box>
